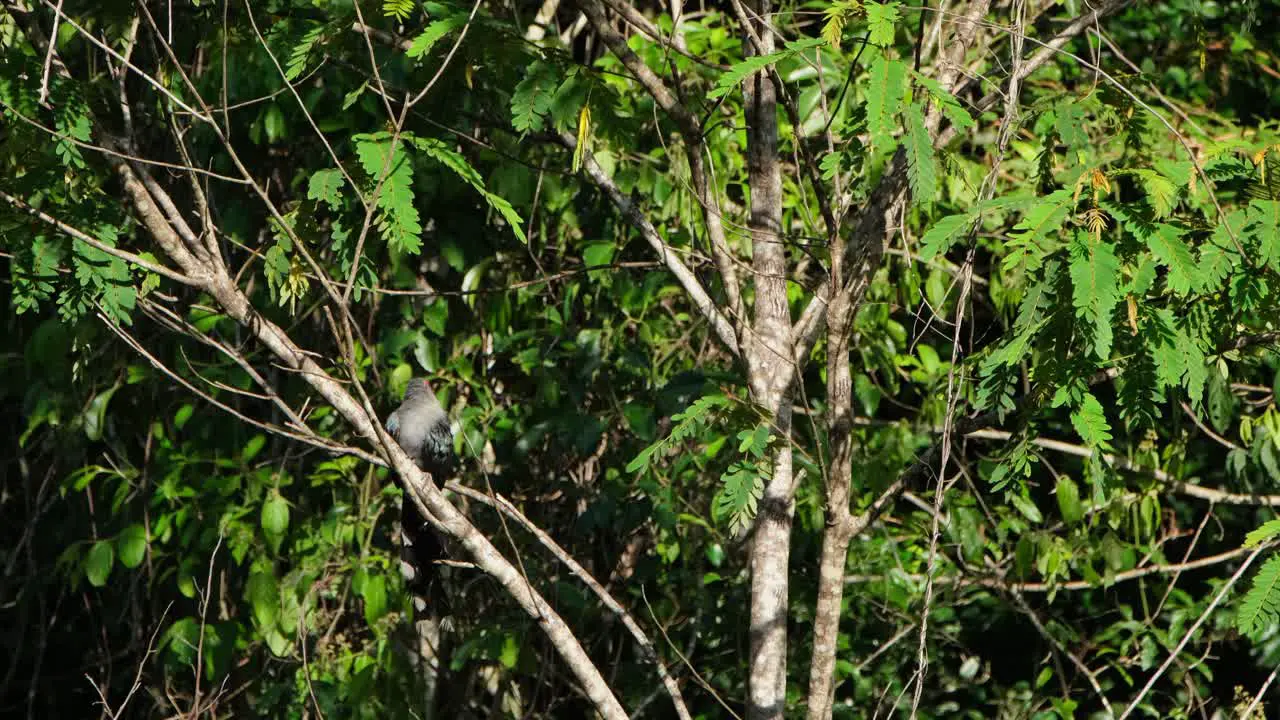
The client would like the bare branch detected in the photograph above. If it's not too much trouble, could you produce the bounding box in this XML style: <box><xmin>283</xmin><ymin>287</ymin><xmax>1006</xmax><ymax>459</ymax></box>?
<box><xmin>448</xmin><ymin>482</ymin><xmax>694</xmax><ymax>720</ymax></box>
<box><xmin>560</xmin><ymin>131</ymin><xmax>741</xmax><ymax>355</ymax></box>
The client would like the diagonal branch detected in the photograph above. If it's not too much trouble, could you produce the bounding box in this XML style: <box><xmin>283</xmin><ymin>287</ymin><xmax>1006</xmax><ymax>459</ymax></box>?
<box><xmin>447</xmin><ymin>482</ymin><xmax>694</xmax><ymax>720</ymax></box>
<box><xmin>574</xmin><ymin>0</ymin><xmax>745</xmax><ymax>341</ymax></box>
<box><xmin>560</xmin><ymin>131</ymin><xmax>741</xmax><ymax>356</ymax></box>
<box><xmin>0</xmin><ymin>6</ymin><xmax>631</xmax><ymax>716</ymax></box>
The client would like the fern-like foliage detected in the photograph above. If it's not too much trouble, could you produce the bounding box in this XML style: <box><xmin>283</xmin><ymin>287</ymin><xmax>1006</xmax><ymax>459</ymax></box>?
<box><xmin>1245</xmin><ymin>519</ymin><xmax>1280</xmax><ymax>548</ymax></box>
<box><xmin>511</xmin><ymin>61</ymin><xmax>559</xmax><ymax>133</ymax></box>
<box><xmin>285</xmin><ymin>23</ymin><xmax>326</xmax><ymax>81</ymax></box>
<box><xmin>712</xmin><ymin>426</ymin><xmax>772</xmax><ymax>535</ymax></box>
<box><xmin>412</xmin><ymin>136</ymin><xmax>527</xmax><ymax>243</ymax></box>
<box><xmin>627</xmin><ymin>394</ymin><xmax>731</xmax><ymax>474</ymax></box>
<box><xmin>307</xmin><ymin>169</ymin><xmax>345</xmax><ymax>211</ymax></box>
<box><xmin>904</xmin><ymin>102</ymin><xmax>936</xmax><ymax>204</ymax></box>
<box><xmin>714</xmin><ymin>462</ymin><xmax>763</xmax><ymax>537</ymax></box>
<box><xmin>353</xmin><ymin>133</ymin><xmax>423</xmax><ymax>254</ymax></box>
<box><xmin>1004</xmin><ymin>189</ymin><xmax>1074</xmax><ymax>273</ymax></box>
<box><xmin>1246</xmin><ymin>199</ymin><xmax>1280</xmax><ymax>270</ymax></box>
<box><xmin>821</xmin><ymin>0</ymin><xmax>862</xmax><ymax>48</ymax></box>
<box><xmin>383</xmin><ymin>0</ymin><xmax>415</xmax><ymax>21</ymax></box>
<box><xmin>865</xmin><ymin>55</ymin><xmax>906</xmax><ymax>151</ymax></box>
<box><xmin>864</xmin><ymin>1</ymin><xmax>901</xmax><ymax>47</ymax></box>
<box><xmin>1238</xmin><ymin>553</ymin><xmax>1280</xmax><ymax>638</ymax></box>
<box><xmin>1071</xmin><ymin>392</ymin><xmax>1113</xmax><ymax>450</ymax></box>
<box><xmin>1068</xmin><ymin>231</ymin><xmax>1121</xmax><ymax>360</ymax></box>
<box><xmin>406</xmin><ymin>15</ymin><xmax>468</xmax><ymax>58</ymax></box>
<box><xmin>707</xmin><ymin>38</ymin><xmax>824</xmax><ymax>99</ymax></box>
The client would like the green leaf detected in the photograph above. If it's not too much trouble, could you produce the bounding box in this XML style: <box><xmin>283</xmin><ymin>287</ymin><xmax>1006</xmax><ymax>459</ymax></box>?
<box><xmin>1009</xmin><ymin>493</ymin><xmax>1043</xmax><ymax>524</ymax></box>
<box><xmin>85</xmin><ymin>540</ymin><xmax>115</xmax><ymax>587</ymax></box>
<box><xmin>864</xmin><ymin>2</ymin><xmax>901</xmax><ymax>47</ymax></box>
<box><xmin>910</xmin><ymin>71</ymin><xmax>973</xmax><ymax>130</ymax></box>
<box><xmin>1069</xmin><ymin>232</ymin><xmax>1121</xmax><ymax>360</ymax></box>
<box><xmin>83</xmin><ymin>384</ymin><xmax>120</xmax><ymax>441</ymax></box>
<box><xmin>247</xmin><ymin>571</ymin><xmax>280</xmax><ymax>628</ymax></box>
<box><xmin>904</xmin><ymin>102</ymin><xmax>936</xmax><ymax>203</ymax></box>
<box><xmin>708</xmin><ymin>38</ymin><xmax>825</xmax><ymax>99</ymax></box>
<box><xmin>1207</xmin><ymin>370</ymin><xmax>1235</xmax><ymax>434</ymax></box>
<box><xmin>414</xmin><ymin>137</ymin><xmax>527</xmax><ymax>243</ymax></box>
<box><xmin>116</xmin><ymin>524</ymin><xmax>147</xmax><ymax>569</ymax></box>
<box><xmin>242</xmin><ymin>434</ymin><xmax>267</xmax><ymax>463</ymax></box>
<box><xmin>307</xmin><ymin>169</ymin><xmax>345</xmax><ymax>210</ymax></box>
<box><xmin>384</xmin><ymin>0</ymin><xmax>414</xmax><ymax>21</ymax></box>
<box><xmin>1245</xmin><ymin>519</ymin><xmax>1280</xmax><ymax>548</ymax></box>
<box><xmin>1055</xmin><ymin>477</ymin><xmax>1083</xmax><ymax>525</ymax></box>
<box><xmin>1135</xmin><ymin>170</ymin><xmax>1178</xmax><ymax>218</ymax></box>
<box><xmin>866</xmin><ymin>55</ymin><xmax>906</xmax><ymax>150</ymax></box>
<box><xmin>713</xmin><ymin>462</ymin><xmax>763</xmax><ymax>535</ymax></box>
<box><xmin>263</xmin><ymin>104</ymin><xmax>285</xmax><ymax>143</ymax></box>
<box><xmin>511</xmin><ymin>61</ymin><xmax>559</xmax><ymax>133</ymax></box>
<box><xmin>360</xmin><ymin>573</ymin><xmax>387</xmax><ymax>624</ymax></box>
<box><xmin>500</xmin><ymin>635</ymin><xmax>520</xmax><ymax>669</ymax></box>
<box><xmin>261</xmin><ymin>491</ymin><xmax>290</xmax><ymax>536</ymax></box>
<box><xmin>285</xmin><ymin>24</ymin><xmax>325</xmax><ymax>81</ymax></box>
<box><xmin>354</xmin><ymin>133</ymin><xmax>423</xmax><ymax>254</ymax></box>
<box><xmin>1005</xmin><ymin>190</ymin><xmax>1074</xmax><ymax>272</ymax></box>
<box><xmin>1247</xmin><ymin>199</ymin><xmax>1280</xmax><ymax>269</ymax></box>
<box><xmin>1071</xmin><ymin>392</ymin><xmax>1113</xmax><ymax>450</ymax></box>
<box><xmin>1238</xmin><ymin>554</ymin><xmax>1280</xmax><ymax>637</ymax></box>
<box><xmin>406</xmin><ymin>15</ymin><xmax>467</xmax><ymax>58</ymax></box>
<box><xmin>1145</xmin><ymin>224</ymin><xmax>1200</xmax><ymax>295</ymax></box>
<box><xmin>583</xmin><ymin>241</ymin><xmax>614</xmax><ymax>279</ymax></box>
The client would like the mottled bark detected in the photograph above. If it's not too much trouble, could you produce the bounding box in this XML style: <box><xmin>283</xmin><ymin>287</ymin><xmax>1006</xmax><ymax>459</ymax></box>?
<box><xmin>741</xmin><ymin>1</ymin><xmax>796</xmax><ymax>717</ymax></box>
<box><xmin>805</xmin><ymin>287</ymin><xmax>856</xmax><ymax>720</ymax></box>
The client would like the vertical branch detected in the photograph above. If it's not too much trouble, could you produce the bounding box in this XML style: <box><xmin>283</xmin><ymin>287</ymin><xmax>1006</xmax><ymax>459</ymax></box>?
<box><xmin>739</xmin><ymin>2</ymin><xmax>795</xmax><ymax>718</ymax></box>
<box><xmin>804</xmin><ymin>286</ymin><xmax>856</xmax><ymax>720</ymax></box>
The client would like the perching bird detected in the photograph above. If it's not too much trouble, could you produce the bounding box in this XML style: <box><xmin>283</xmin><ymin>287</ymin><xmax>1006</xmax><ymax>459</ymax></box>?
<box><xmin>386</xmin><ymin>377</ymin><xmax>456</xmax><ymax>616</ymax></box>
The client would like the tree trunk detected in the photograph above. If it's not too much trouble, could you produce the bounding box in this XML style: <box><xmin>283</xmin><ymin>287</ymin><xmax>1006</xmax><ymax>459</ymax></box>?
<box><xmin>742</xmin><ymin>0</ymin><xmax>795</xmax><ymax>716</ymax></box>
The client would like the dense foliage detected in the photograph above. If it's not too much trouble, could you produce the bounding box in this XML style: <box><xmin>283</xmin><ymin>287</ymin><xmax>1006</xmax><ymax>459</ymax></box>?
<box><xmin>3</xmin><ymin>0</ymin><xmax>1280</xmax><ymax>718</ymax></box>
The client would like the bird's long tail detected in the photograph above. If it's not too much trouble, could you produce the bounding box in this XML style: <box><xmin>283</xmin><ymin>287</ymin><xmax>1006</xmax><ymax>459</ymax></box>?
<box><xmin>398</xmin><ymin>498</ymin><xmax>451</xmax><ymax>718</ymax></box>
<box><xmin>399</xmin><ymin>499</ymin><xmax>448</xmax><ymax>617</ymax></box>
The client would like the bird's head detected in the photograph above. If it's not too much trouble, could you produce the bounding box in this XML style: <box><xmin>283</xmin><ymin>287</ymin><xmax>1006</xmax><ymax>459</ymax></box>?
<box><xmin>402</xmin><ymin>377</ymin><xmax>441</xmax><ymax>404</ymax></box>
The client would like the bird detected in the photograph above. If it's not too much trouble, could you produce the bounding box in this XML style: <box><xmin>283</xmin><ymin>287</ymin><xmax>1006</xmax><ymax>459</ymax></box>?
<box><xmin>385</xmin><ymin>377</ymin><xmax>456</xmax><ymax>617</ymax></box>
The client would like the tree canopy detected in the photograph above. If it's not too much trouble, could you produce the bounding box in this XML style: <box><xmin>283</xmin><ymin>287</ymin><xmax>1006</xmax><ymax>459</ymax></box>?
<box><xmin>4</xmin><ymin>0</ymin><xmax>1280</xmax><ymax>718</ymax></box>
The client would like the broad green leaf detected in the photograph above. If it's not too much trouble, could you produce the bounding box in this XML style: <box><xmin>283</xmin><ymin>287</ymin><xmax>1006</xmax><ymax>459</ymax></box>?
<box><xmin>1009</xmin><ymin>493</ymin><xmax>1043</xmax><ymax>524</ymax></box>
<box><xmin>247</xmin><ymin>571</ymin><xmax>280</xmax><ymax>628</ymax></box>
<box><xmin>83</xmin><ymin>384</ymin><xmax>120</xmax><ymax>441</ymax></box>
<box><xmin>85</xmin><ymin>540</ymin><xmax>114</xmax><ymax>587</ymax></box>
<box><xmin>500</xmin><ymin>635</ymin><xmax>520</xmax><ymax>669</ymax></box>
<box><xmin>261</xmin><ymin>492</ymin><xmax>290</xmax><ymax>536</ymax></box>
<box><xmin>361</xmin><ymin>573</ymin><xmax>387</xmax><ymax>624</ymax></box>
<box><xmin>116</xmin><ymin>524</ymin><xmax>147</xmax><ymax>569</ymax></box>
<box><xmin>1055</xmin><ymin>477</ymin><xmax>1083</xmax><ymax>525</ymax></box>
